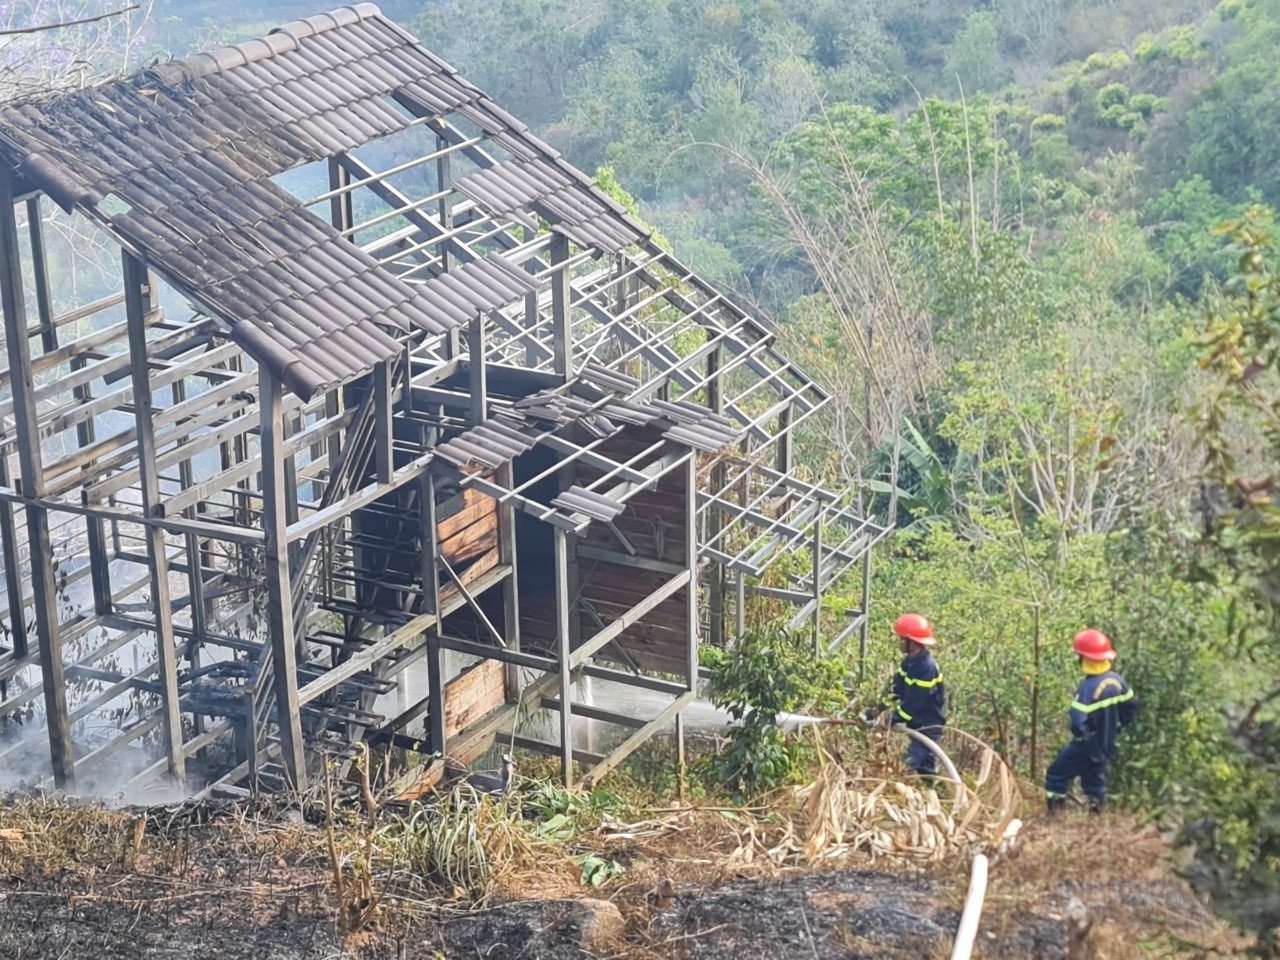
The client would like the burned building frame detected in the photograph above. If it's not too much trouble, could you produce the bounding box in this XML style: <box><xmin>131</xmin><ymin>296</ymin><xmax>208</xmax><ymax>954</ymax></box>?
<box><xmin>0</xmin><ymin>4</ymin><xmax>887</xmax><ymax>797</ymax></box>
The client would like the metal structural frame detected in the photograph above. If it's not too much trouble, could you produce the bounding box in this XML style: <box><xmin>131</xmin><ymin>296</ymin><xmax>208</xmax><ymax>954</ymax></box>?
<box><xmin>0</xmin><ymin>4</ymin><xmax>888</xmax><ymax>797</ymax></box>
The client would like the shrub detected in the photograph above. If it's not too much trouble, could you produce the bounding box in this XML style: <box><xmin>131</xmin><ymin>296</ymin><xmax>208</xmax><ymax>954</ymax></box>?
<box><xmin>704</xmin><ymin>622</ymin><xmax>846</xmax><ymax>795</ymax></box>
<box><xmin>1083</xmin><ymin>52</ymin><xmax>1111</xmax><ymax>73</ymax></box>
<box><xmin>1032</xmin><ymin>132</ymin><xmax>1076</xmax><ymax>179</ymax></box>
<box><xmin>1164</xmin><ymin>25</ymin><xmax>1205</xmax><ymax>63</ymax></box>
<box><xmin>1096</xmin><ymin>82</ymin><xmax>1130</xmax><ymax>110</ymax></box>
<box><xmin>1128</xmin><ymin>92</ymin><xmax>1167</xmax><ymax>118</ymax></box>
<box><xmin>1030</xmin><ymin>113</ymin><xmax>1068</xmax><ymax>135</ymax></box>
<box><xmin>1134</xmin><ymin>33</ymin><xmax>1161</xmax><ymax>63</ymax></box>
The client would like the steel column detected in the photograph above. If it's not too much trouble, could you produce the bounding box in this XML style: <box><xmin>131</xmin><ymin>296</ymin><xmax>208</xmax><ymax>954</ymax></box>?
<box><xmin>0</xmin><ymin>176</ymin><xmax>72</xmax><ymax>786</ymax></box>
<box><xmin>123</xmin><ymin>251</ymin><xmax>186</xmax><ymax>786</ymax></box>
<box><xmin>259</xmin><ymin>372</ymin><xmax>307</xmax><ymax>789</ymax></box>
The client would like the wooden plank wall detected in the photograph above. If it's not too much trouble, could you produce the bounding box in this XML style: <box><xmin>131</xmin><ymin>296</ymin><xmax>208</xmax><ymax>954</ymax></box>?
<box><xmin>437</xmin><ymin>485</ymin><xmax>499</xmax><ymax>577</ymax></box>
<box><xmin>350</xmin><ymin>476</ymin><xmax>501</xmax><ymax>615</ymax></box>
<box><xmin>517</xmin><ymin>426</ymin><xmax>692</xmax><ymax>676</ymax></box>
<box><xmin>444</xmin><ymin>657</ymin><xmax>506</xmax><ymax>741</ymax></box>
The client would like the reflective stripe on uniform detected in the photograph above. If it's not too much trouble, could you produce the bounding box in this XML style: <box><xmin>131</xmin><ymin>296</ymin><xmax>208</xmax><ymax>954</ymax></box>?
<box><xmin>1071</xmin><ymin>689</ymin><xmax>1134</xmax><ymax>714</ymax></box>
<box><xmin>897</xmin><ymin>667</ymin><xmax>943</xmax><ymax>688</ymax></box>
<box><xmin>896</xmin><ymin>703</ymin><xmax>913</xmax><ymax>721</ymax></box>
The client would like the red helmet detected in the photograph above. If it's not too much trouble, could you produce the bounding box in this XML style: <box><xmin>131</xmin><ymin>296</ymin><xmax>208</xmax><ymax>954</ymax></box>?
<box><xmin>894</xmin><ymin>613</ymin><xmax>936</xmax><ymax>646</ymax></box>
<box><xmin>1072</xmin><ymin>629</ymin><xmax>1116</xmax><ymax>662</ymax></box>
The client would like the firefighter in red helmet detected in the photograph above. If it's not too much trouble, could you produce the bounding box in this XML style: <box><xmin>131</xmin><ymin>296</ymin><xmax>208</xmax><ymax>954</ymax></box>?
<box><xmin>887</xmin><ymin>613</ymin><xmax>946</xmax><ymax>775</ymax></box>
<box><xmin>1045</xmin><ymin>629</ymin><xmax>1138</xmax><ymax>815</ymax></box>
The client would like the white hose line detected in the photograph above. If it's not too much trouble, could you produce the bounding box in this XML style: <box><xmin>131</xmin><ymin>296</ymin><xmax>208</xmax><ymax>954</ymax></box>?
<box><xmin>896</xmin><ymin>726</ymin><xmax>963</xmax><ymax>786</ymax></box>
<box><xmin>950</xmin><ymin>851</ymin><xmax>990</xmax><ymax>960</ymax></box>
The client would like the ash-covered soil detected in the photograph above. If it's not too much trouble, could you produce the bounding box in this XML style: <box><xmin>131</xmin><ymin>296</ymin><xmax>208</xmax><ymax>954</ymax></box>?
<box><xmin>0</xmin><ymin>798</ymin><xmax>1244</xmax><ymax>959</ymax></box>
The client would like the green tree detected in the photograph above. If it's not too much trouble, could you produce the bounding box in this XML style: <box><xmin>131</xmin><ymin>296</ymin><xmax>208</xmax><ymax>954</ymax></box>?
<box><xmin>1183</xmin><ymin>0</ymin><xmax>1280</xmax><ymax>204</ymax></box>
<box><xmin>703</xmin><ymin>622</ymin><xmax>846</xmax><ymax>794</ymax></box>
<box><xmin>942</xmin><ymin>11</ymin><xmax>1012</xmax><ymax>95</ymax></box>
<box><xmin>1186</xmin><ymin>205</ymin><xmax>1280</xmax><ymax>949</ymax></box>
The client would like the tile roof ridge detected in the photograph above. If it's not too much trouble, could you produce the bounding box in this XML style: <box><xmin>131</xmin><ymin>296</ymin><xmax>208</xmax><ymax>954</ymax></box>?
<box><xmin>271</xmin><ymin>4</ymin><xmax>386</xmax><ymax>44</ymax></box>
<box><xmin>142</xmin><ymin>5</ymin><xmax>384</xmax><ymax>87</ymax></box>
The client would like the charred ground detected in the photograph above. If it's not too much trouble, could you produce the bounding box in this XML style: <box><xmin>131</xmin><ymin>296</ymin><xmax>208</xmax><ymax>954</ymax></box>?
<box><xmin>0</xmin><ymin>791</ymin><xmax>1247</xmax><ymax>960</ymax></box>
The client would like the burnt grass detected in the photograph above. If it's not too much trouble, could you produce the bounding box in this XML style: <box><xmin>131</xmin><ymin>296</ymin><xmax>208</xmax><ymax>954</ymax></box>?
<box><xmin>0</xmin><ymin>797</ymin><xmax>1242</xmax><ymax>959</ymax></box>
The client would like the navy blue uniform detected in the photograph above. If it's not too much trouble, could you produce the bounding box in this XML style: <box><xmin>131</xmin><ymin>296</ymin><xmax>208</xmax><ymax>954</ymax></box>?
<box><xmin>1045</xmin><ymin>669</ymin><xmax>1137</xmax><ymax>806</ymax></box>
<box><xmin>891</xmin><ymin>652</ymin><xmax>946</xmax><ymax>774</ymax></box>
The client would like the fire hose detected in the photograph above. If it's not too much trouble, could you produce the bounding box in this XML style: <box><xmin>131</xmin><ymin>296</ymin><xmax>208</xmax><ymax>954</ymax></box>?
<box><xmin>813</xmin><ymin>716</ymin><xmax>964</xmax><ymax>785</ymax></box>
<box><xmin>813</xmin><ymin>716</ymin><xmax>1023</xmax><ymax>958</ymax></box>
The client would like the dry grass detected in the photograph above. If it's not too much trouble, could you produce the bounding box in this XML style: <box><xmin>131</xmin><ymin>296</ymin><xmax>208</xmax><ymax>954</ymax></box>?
<box><xmin>0</xmin><ymin>733</ymin><xmax>1256</xmax><ymax>960</ymax></box>
<box><xmin>976</xmin><ymin>814</ymin><xmax>1253</xmax><ymax>958</ymax></box>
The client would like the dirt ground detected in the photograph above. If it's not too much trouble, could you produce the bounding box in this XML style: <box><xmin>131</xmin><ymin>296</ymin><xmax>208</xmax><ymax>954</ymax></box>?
<box><xmin>0</xmin><ymin>798</ymin><xmax>1251</xmax><ymax>959</ymax></box>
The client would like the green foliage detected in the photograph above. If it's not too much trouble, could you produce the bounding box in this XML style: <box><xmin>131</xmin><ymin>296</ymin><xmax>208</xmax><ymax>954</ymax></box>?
<box><xmin>382</xmin><ymin>796</ymin><xmax>493</xmax><ymax>895</ymax></box>
<box><xmin>704</xmin><ymin>622</ymin><xmax>846</xmax><ymax>794</ymax></box>
<box><xmin>1183</xmin><ymin>207</ymin><xmax>1280</xmax><ymax>943</ymax></box>
<box><xmin>574</xmin><ymin>853</ymin><xmax>626</xmax><ymax>887</ymax></box>
<box><xmin>865</xmin><ymin>418</ymin><xmax>960</xmax><ymax>527</ymax></box>
<box><xmin>1164</xmin><ymin>23</ymin><xmax>1208</xmax><ymax>62</ymax></box>
<box><xmin>1031</xmin><ymin>131</ymin><xmax>1076</xmax><ymax>178</ymax></box>
<box><xmin>593</xmin><ymin>166</ymin><xmax>671</xmax><ymax>251</ymax></box>
<box><xmin>1185</xmin><ymin>0</ymin><xmax>1280</xmax><ymax>203</ymax></box>
<box><xmin>1144</xmin><ymin>176</ymin><xmax>1252</xmax><ymax>295</ymax></box>
<box><xmin>1096</xmin><ymin>82</ymin><xmax>1130</xmax><ymax>110</ymax></box>
<box><xmin>1195</xmin><ymin>206</ymin><xmax>1280</xmax><ymax>651</ymax></box>
<box><xmin>942</xmin><ymin>11</ymin><xmax>1011</xmax><ymax>95</ymax></box>
<box><xmin>1030</xmin><ymin>113</ymin><xmax>1068</xmax><ymax>134</ymax></box>
<box><xmin>1134</xmin><ymin>32</ymin><xmax>1162</xmax><ymax>62</ymax></box>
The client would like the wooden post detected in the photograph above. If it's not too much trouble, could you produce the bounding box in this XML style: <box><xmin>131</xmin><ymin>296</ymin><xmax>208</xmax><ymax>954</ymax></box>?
<box><xmin>328</xmin><ymin>156</ymin><xmax>354</xmax><ymax>234</ymax></box>
<box><xmin>170</xmin><ymin>378</ymin><xmax>207</xmax><ymax>640</ymax></box>
<box><xmin>171</xmin><ymin>366</ymin><xmax>205</xmax><ymax>742</ymax></box>
<box><xmin>259</xmin><ymin>371</ymin><xmax>307</xmax><ymax>790</ymax></box>
<box><xmin>124</xmin><ymin>251</ymin><xmax>186</xmax><ymax>787</ymax></box>
<box><xmin>522</xmin><ymin>226</ymin><xmax>540</xmax><ymax>366</ymax></box>
<box><xmin>436</xmin><ymin>135</ymin><xmax>453</xmax><ymax>272</ymax></box>
<box><xmin>554</xmin><ymin>526</ymin><xmax>573</xmax><ymax>786</ymax></box>
<box><xmin>0</xmin><ymin>449</ymin><xmax>26</xmax><ymax>658</ymax></box>
<box><xmin>550</xmin><ymin>233</ymin><xmax>571</xmax><ymax>382</ymax></box>
<box><xmin>0</xmin><ymin>176</ymin><xmax>72</xmax><ymax>786</ymax></box>
<box><xmin>436</xmin><ymin>135</ymin><xmax>462</xmax><ymax>357</ymax></box>
<box><xmin>735</xmin><ymin>574</ymin><xmax>746</xmax><ymax>638</ymax></box>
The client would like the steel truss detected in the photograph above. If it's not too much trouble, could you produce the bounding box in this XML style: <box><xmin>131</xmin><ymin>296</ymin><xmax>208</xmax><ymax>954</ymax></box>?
<box><xmin>0</xmin><ymin>6</ymin><xmax>887</xmax><ymax>798</ymax></box>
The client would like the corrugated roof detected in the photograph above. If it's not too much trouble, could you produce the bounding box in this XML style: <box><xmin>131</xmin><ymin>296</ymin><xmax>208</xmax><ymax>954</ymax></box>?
<box><xmin>436</xmin><ymin>385</ymin><xmax>741</xmax><ymax>480</ymax></box>
<box><xmin>0</xmin><ymin>4</ymin><xmax>650</xmax><ymax>400</ymax></box>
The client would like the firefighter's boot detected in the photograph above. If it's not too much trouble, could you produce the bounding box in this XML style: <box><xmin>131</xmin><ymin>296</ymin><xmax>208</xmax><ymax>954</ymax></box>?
<box><xmin>1046</xmin><ymin>796</ymin><xmax>1067</xmax><ymax>816</ymax></box>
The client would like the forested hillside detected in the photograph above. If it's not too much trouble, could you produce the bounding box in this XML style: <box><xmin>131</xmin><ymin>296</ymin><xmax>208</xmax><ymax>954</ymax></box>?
<box><xmin>414</xmin><ymin>0</ymin><xmax>1280</xmax><ymax>941</ymax></box>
